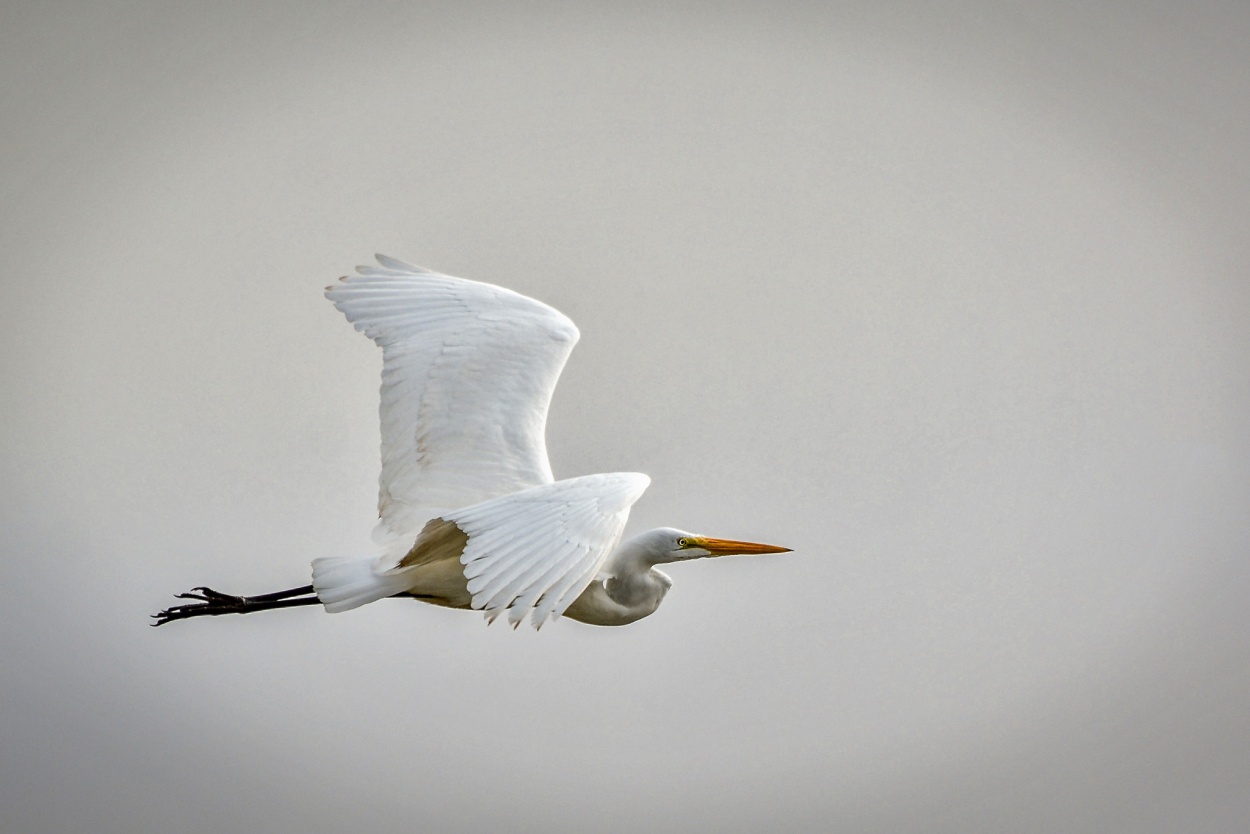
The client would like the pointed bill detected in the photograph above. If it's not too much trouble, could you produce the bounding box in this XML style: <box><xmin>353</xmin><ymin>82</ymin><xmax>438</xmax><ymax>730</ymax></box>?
<box><xmin>692</xmin><ymin>536</ymin><xmax>792</xmax><ymax>556</ymax></box>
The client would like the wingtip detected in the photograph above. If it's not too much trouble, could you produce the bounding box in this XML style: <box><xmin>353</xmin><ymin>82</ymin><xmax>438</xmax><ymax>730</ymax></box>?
<box><xmin>375</xmin><ymin>253</ymin><xmax>430</xmax><ymax>272</ymax></box>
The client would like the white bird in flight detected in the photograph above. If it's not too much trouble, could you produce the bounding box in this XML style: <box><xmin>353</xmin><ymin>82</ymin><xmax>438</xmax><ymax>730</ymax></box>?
<box><xmin>153</xmin><ymin>255</ymin><xmax>790</xmax><ymax>630</ymax></box>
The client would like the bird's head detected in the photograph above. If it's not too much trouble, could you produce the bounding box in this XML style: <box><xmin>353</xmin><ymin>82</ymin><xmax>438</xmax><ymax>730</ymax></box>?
<box><xmin>633</xmin><ymin>527</ymin><xmax>792</xmax><ymax>565</ymax></box>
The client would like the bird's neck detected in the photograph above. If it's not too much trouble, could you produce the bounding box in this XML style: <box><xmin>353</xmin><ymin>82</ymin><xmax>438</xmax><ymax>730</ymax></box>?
<box><xmin>605</xmin><ymin>535</ymin><xmax>675</xmax><ymax>614</ymax></box>
<box><xmin>560</xmin><ymin>534</ymin><xmax>674</xmax><ymax>627</ymax></box>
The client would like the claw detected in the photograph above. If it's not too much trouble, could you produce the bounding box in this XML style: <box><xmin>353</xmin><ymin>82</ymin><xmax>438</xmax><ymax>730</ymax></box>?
<box><xmin>188</xmin><ymin>587</ymin><xmax>241</xmax><ymax>603</ymax></box>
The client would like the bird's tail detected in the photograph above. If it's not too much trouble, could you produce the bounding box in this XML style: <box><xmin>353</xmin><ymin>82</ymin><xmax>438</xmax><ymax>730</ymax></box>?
<box><xmin>311</xmin><ymin>556</ymin><xmax>411</xmax><ymax>613</ymax></box>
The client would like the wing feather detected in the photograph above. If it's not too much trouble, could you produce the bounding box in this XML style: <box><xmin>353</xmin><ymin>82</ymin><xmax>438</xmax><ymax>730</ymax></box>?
<box><xmin>326</xmin><ymin>256</ymin><xmax>581</xmax><ymax>545</ymax></box>
<box><xmin>432</xmin><ymin>473</ymin><xmax>651</xmax><ymax>629</ymax></box>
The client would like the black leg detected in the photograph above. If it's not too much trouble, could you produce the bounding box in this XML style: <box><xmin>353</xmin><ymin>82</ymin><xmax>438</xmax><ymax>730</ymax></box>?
<box><xmin>151</xmin><ymin>584</ymin><xmax>320</xmax><ymax>626</ymax></box>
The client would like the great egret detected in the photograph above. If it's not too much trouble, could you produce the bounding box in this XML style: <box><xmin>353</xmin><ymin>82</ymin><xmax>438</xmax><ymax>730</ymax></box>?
<box><xmin>153</xmin><ymin>255</ymin><xmax>789</xmax><ymax>629</ymax></box>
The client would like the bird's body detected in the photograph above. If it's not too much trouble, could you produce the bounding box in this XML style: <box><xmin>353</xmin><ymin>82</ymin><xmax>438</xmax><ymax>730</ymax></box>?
<box><xmin>154</xmin><ymin>255</ymin><xmax>788</xmax><ymax>629</ymax></box>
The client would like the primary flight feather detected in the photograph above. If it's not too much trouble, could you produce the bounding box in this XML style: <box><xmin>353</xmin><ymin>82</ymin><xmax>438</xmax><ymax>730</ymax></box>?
<box><xmin>153</xmin><ymin>255</ymin><xmax>789</xmax><ymax>630</ymax></box>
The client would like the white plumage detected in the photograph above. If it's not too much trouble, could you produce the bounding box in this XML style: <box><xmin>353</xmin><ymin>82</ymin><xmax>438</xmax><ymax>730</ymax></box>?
<box><xmin>325</xmin><ymin>254</ymin><xmax>580</xmax><ymax>542</ymax></box>
<box><xmin>153</xmin><ymin>255</ymin><xmax>788</xmax><ymax>630</ymax></box>
<box><xmin>451</xmin><ymin>472</ymin><xmax>650</xmax><ymax>627</ymax></box>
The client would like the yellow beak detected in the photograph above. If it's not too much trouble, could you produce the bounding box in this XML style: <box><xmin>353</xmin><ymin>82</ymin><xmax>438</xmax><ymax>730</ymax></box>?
<box><xmin>691</xmin><ymin>536</ymin><xmax>792</xmax><ymax>556</ymax></box>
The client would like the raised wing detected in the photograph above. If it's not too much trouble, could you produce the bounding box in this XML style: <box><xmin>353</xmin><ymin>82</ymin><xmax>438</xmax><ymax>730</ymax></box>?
<box><xmin>403</xmin><ymin>472</ymin><xmax>650</xmax><ymax>629</ymax></box>
<box><xmin>326</xmin><ymin>255</ymin><xmax>580</xmax><ymax>546</ymax></box>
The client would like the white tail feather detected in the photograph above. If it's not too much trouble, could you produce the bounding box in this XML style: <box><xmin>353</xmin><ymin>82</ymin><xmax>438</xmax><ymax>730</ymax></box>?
<box><xmin>312</xmin><ymin>556</ymin><xmax>411</xmax><ymax>613</ymax></box>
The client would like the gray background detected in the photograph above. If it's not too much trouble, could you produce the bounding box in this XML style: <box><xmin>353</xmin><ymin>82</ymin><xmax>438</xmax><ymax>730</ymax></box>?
<box><xmin>3</xmin><ymin>2</ymin><xmax>1248</xmax><ymax>832</ymax></box>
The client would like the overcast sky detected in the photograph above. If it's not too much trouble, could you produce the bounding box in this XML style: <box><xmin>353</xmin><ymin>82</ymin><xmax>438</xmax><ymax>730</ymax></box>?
<box><xmin>3</xmin><ymin>2</ymin><xmax>1249</xmax><ymax>832</ymax></box>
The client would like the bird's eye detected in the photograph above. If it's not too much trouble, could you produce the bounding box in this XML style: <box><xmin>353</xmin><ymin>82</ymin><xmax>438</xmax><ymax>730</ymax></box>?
<box><xmin>677</xmin><ymin>538</ymin><xmax>689</xmax><ymax>547</ymax></box>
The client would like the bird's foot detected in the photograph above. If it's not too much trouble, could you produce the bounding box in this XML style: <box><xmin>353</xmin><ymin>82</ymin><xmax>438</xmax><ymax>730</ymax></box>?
<box><xmin>150</xmin><ymin>586</ymin><xmax>248</xmax><ymax>626</ymax></box>
<box><xmin>150</xmin><ymin>584</ymin><xmax>321</xmax><ymax>626</ymax></box>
